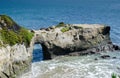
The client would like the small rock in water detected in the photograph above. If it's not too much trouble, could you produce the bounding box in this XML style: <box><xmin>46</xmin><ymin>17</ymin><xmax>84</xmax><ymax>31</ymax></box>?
<box><xmin>94</xmin><ymin>58</ymin><xmax>98</xmax><ymax>60</ymax></box>
<box><xmin>113</xmin><ymin>45</ymin><xmax>120</xmax><ymax>50</ymax></box>
<box><xmin>112</xmin><ymin>57</ymin><xmax>117</xmax><ymax>59</ymax></box>
<box><xmin>100</xmin><ymin>55</ymin><xmax>110</xmax><ymax>59</ymax></box>
<box><xmin>117</xmin><ymin>67</ymin><xmax>120</xmax><ymax>70</ymax></box>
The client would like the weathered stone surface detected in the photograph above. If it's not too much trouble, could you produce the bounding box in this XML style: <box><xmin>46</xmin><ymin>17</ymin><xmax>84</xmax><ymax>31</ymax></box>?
<box><xmin>0</xmin><ymin>37</ymin><xmax>34</xmax><ymax>78</ymax></box>
<box><xmin>0</xmin><ymin>20</ymin><xmax>119</xmax><ymax>78</ymax></box>
<box><xmin>0</xmin><ymin>15</ymin><xmax>34</xmax><ymax>78</ymax></box>
<box><xmin>34</xmin><ymin>24</ymin><xmax>120</xmax><ymax>59</ymax></box>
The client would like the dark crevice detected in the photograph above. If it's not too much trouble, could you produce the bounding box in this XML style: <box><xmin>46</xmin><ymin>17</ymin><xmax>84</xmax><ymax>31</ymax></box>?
<box><xmin>41</xmin><ymin>43</ymin><xmax>52</xmax><ymax>60</ymax></box>
<box><xmin>2</xmin><ymin>72</ymin><xmax>9</xmax><ymax>78</ymax></box>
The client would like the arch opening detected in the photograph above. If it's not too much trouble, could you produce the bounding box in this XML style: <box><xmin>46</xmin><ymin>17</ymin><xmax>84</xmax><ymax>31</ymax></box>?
<box><xmin>32</xmin><ymin>43</ymin><xmax>43</xmax><ymax>62</ymax></box>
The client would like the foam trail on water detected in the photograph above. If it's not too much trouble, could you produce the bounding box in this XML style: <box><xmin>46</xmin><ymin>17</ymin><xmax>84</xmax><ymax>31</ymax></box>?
<box><xmin>21</xmin><ymin>51</ymin><xmax>120</xmax><ymax>78</ymax></box>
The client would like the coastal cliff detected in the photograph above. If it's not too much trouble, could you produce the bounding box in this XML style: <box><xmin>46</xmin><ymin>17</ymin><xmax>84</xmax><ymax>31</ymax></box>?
<box><xmin>0</xmin><ymin>15</ymin><xmax>120</xmax><ymax>78</ymax></box>
<box><xmin>0</xmin><ymin>15</ymin><xmax>34</xmax><ymax>78</ymax></box>
<box><xmin>0</xmin><ymin>44</ymin><xmax>34</xmax><ymax>78</ymax></box>
<box><xmin>35</xmin><ymin>23</ymin><xmax>120</xmax><ymax>59</ymax></box>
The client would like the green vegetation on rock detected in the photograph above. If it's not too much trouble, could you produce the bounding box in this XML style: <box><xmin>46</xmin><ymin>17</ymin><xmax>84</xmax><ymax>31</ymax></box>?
<box><xmin>0</xmin><ymin>29</ymin><xmax>19</xmax><ymax>46</ymax></box>
<box><xmin>61</xmin><ymin>27</ymin><xmax>70</xmax><ymax>33</ymax></box>
<box><xmin>19</xmin><ymin>27</ymin><xmax>34</xmax><ymax>46</ymax></box>
<box><xmin>111</xmin><ymin>73</ymin><xmax>120</xmax><ymax>78</ymax></box>
<box><xmin>0</xmin><ymin>27</ymin><xmax>33</xmax><ymax>46</ymax></box>
<box><xmin>56</xmin><ymin>22</ymin><xmax>65</xmax><ymax>27</ymax></box>
<box><xmin>0</xmin><ymin>15</ymin><xmax>34</xmax><ymax>46</ymax></box>
<box><xmin>0</xmin><ymin>15</ymin><xmax>14</xmax><ymax>26</ymax></box>
<box><xmin>112</xmin><ymin>73</ymin><xmax>117</xmax><ymax>78</ymax></box>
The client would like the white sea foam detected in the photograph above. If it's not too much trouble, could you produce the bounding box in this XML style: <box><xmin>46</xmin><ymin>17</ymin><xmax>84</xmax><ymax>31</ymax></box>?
<box><xmin>21</xmin><ymin>51</ymin><xmax>120</xmax><ymax>78</ymax></box>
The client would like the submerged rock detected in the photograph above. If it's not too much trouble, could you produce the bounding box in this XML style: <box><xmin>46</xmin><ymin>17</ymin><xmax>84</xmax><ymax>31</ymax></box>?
<box><xmin>113</xmin><ymin>45</ymin><xmax>120</xmax><ymax>50</ymax></box>
<box><xmin>100</xmin><ymin>55</ymin><xmax>110</xmax><ymax>59</ymax></box>
<box><xmin>35</xmin><ymin>24</ymin><xmax>120</xmax><ymax>59</ymax></box>
<box><xmin>94</xmin><ymin>58</ymin><xmax>98</xmax><ymax>60</ymax></box>
<box><xmin>112</xmin><ymin>57</ymin><xmax>117</xmax><ymax>59</ymax></box>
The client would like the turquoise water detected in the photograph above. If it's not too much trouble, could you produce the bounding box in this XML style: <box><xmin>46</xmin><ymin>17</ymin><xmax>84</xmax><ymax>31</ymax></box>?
<box><xmin>0</xmin><ymin>0</ymin><xmax>120</xmax><ymax>78</ymax></box>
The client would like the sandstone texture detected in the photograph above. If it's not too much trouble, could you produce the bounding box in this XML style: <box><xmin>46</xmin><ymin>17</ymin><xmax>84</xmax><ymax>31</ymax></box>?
<box><xmin>35</xmin><ymin>24</ymin><xmax>120</xmax><ymax>59</ymax></box>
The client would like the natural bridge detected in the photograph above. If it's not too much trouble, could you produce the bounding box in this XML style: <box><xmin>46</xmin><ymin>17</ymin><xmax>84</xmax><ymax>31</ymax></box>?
<box><xmin>32</xmin><ymin>24</ymin><xmax>120</xmax><ymax>60</ymax></box>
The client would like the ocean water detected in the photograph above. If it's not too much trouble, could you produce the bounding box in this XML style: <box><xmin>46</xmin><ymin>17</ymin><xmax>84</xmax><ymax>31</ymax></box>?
<box><xmin>0</xmin><ymin>0</ymin><xmax>120</xmax><ymax>78</ymax></box>
<box><xmin>0</xmin><ymin>0</ymin><xmax>120</xmax><ymax>44</ymax></box>
<box><xmin>21</xmin><ymin>52</ymin><xmax>120</xmax><ymax>78</ymax></box>
<box><xmin>32</xmin><ymin>44</ymin><xmax>43</xmax><ymax>62</ymax></box>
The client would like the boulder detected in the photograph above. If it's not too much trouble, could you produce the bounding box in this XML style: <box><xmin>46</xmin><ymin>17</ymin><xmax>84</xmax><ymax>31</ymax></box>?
<box><xmin>100</xmin><ymin>55</ymin><xmax>110</xmax><ymax>59</ymax></box>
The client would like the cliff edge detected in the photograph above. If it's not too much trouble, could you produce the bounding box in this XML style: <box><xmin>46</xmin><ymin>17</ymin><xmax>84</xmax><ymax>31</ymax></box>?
<box><xmin>0</xmin><ymin>15</ymin><xmax>34</xmax><ymax>78</ymax></box>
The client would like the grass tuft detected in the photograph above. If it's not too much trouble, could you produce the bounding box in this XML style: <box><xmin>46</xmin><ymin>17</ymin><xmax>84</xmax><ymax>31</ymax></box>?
<box><xmin>61</xmin><ymin>27</ymin><xmax>70</xmax><ymax>33</ymax></box>
<box><xmin>0</xmin><ymin>15</ymin><xmax>34</xmax><ymax>46</ymax></box>
<box><xmin>0</xmin><ymin>28</ymin><xmax>34</xmax><ymax>46</ymax></box>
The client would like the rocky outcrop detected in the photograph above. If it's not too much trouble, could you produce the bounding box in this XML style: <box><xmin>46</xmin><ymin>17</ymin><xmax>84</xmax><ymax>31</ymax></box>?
<box><xmin>0</xmin><ymin>37</ymin><xmax>34</xmax><ymax>78</ymax></box>
<box><xmin>35</xmin><ymin>24</ymin><xmax>120</xmax><ymax>59</ymax></box>
<box><xmin>0</xmin><ymin>15</ymin><xmax>34</xmax><ymax>78</ymax></box>
<box><xmin>0</xmin><ymin>14</ymin><xmax>120</xmax><ymax>77</ymax></box>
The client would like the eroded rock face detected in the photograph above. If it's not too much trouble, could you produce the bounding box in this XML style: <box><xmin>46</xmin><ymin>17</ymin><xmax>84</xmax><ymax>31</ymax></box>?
<box><xmin>35</xmin><ymin>24</ymin><xmax>119</xmax><ymax>59</ymax></box>
<box><xmin>0</xmin><ymin>15</ymin><xmax>34</xmax><ymax>78</ymax></box>
<box><xmin>0</xmin><ymin>39</ymin><xmax>34</xmax><ymax>78</ymax></box>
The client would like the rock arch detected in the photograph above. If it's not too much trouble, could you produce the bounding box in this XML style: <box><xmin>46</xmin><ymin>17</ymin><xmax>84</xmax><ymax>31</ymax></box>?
<box><xmin>33</xmin><ymin>24</ymin><xmax>120</xmax><ymax>60</ymax></box>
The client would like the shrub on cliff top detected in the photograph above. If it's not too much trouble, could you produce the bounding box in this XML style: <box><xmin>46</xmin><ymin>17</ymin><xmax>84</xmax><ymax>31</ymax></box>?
<box><xmin>19</xmin><ymin>27</ymin><xmax>34</xmax><ymax>46</ymax></box>
<box><xmin>0</xmin><ymin>15</ymin><xmax>14</xmax><ymax>27</ymax></box>
<box><xmin>0</xmin><ymin>29</ymin><xmax>19</xmax><ymax>46</ymax></box>
<box><xmin>0</xmin><ymin>15</ymin><xmax>15</xmax><ymax>27</ymax></box>
<box><xmin>0</xmin><ymin>28</ymin><xmax>34</xmax><ymax>46</ymax></box>
<box><xmin>0</xmin><ymin>15</ymin><xmax>21</xmax><ymax>31</ymax></box>
<box><xmin>56</xmin><ymin>22</ymin><xmax>65</xmax><ymax>27</ymax></box>
<box><xmin>0</xmin><ymin>15</ymin><xmax>34</xmax><ymax>46</ymax></box>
